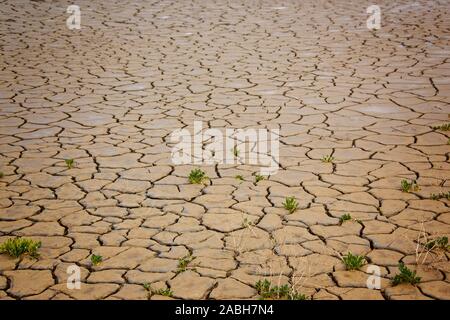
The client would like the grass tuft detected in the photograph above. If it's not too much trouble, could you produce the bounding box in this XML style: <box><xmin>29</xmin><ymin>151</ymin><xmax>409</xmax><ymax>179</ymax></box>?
<box><xmin>177</xmin><ymin>254</ymin><xmax>195</xmax><ymax>273</ymax></box>
<box><xmin>152</xmin><ymin>288</ymin><xmax>173</xmax><ymax>297</ymax></box>
<box><xmin>342</xmin><ymin>252</ymin><xmax>366</xmax><ymax>270</ymax></box>
<box><xmin>0</xmin><ymin>237</ymin><xmax>41</xmax><ymax>258</ymax></box>
<box><xmin>400</xmin><ymin>179</ymin><xmax>419</xmax><ymax>192</ymax></box>
<box><xmin>321</xmin><ymin>155</ymin><xmax>334</xmax><ymax>163</ymax></box>
<box><xmin>254</xmin><ymin>174</ymin><xmax>265</xmax><ymax>183</ymax></box>
<box><xmin>339</xmin><ymin>213</ymin><xmax>352</xmax><ymax>224</ymax></box>
<box><xmin>282</xmin><ymin>196</ymin><xmax>298</xmax><ymax>214</ymax></box>
<box><xmin>255</xmin><ymin>279</ymin><xmax>307</xmax><ymax>300</ymax></box>
<box><xmin>392</xmin><ymin>262</ymin><xmax>421</xmax><ymax>286</ymax></box>
<box><xmin>188</xmin><ymin>168</ymin><xmax>208</xmax><ymax>184</ymax></box>
<box><xmin>65</xmin><ymin>158</ymin><xmax>75</xmax><ymax>169</ymax></box>
<box><xmin>143</xmin><ymin>283</ymin><xmax>151</xmax><ymax>291</ymax></box>
<box><xmin>430</xmin><ymin>192</ymin><xmax>450</xmax><ymax>200</ymax></box>
<box><xmin>425</xmin><ymin>236</ymin><xmax>449</xmax><ymax>251</ymax></box>
<box><xmin>432</xmin><ymin>123</ymin><xmax>450</xmax><ymax>131</ymax></box>
<box><xmin>143</xmin><ymin>283</ymin><xmax>174</xmax><ymax>297</ymax></box>
<box><xmin>90</xmin><ymin>254</ymin><xmax>103</xmax><ymax>266</ymax></box>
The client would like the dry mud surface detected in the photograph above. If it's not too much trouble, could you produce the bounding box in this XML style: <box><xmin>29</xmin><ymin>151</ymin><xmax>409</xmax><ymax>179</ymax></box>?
<box><xmin>0</xmin><ymin>0</ymin><xmax>449</xmax><ymax>300</ymax></box>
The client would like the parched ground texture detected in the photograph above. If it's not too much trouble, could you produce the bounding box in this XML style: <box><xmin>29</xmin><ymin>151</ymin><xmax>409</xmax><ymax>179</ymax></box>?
<box><xmin>0</xmin><ymin>0</ymin><xmax>450</xmax><ymax>300</ymax></box>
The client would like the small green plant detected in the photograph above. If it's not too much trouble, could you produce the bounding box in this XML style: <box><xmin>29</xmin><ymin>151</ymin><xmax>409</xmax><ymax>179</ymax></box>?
<box><xmin>64</xmin><ymin>158</ymin><xmax>75</xmax><ymax>169</ymax></box>
<box><xmin>400</xmin><ymin>179</ymin><xmax>419</xmax><ymax>192</ymax></box>
<box><xmin>0</xmin><ymin>237</ymin><xmax>41</xmax><ymax>258</ymax></box>
<box><xmin>254</xmin><ymin>174</ymin><xmax>265</xmax><ymax>183</ymax></box>
<box><xmin>425</xmin><ymin>236</ymin><xmax>449</xmax><ymax>251</ymax></box>
<box><xmin>321</xmin><ymin>155</ymin><xmax>334</xmax><ymax>163</ymax></box>
<box><xmin>342</xmin><ymin>252</ymin><xmax>366</xmax><ymax>270</ymax></box>
<box><xmin>432</xmin><ymin>123</ymin><xmax>450</xmax><ymax>131</ymax></box>
<box><xmin>153</xmin><ymin>288</ymin><xmax>173</xmax><ymax>297</ymax></box>
<box><xmin>235</xmin><ymin>175</ymin><xmax>244</xmax><ymax>181</ymax></box>
<box><xmin>255</xmin><ymin>280</ymin><xmax>307</xmax><ymax>300</ymax></box>
<box><xmin>90</xmin><ymin>254</ymin><xmax>103</xmax><ymax>266</ymax></box>
<box><xmin>143</xmin><ymin>283</ymin><xmax>151</xmax><ymax>291</ymax></box>
<box><xmin>188</xmin><ymin>168</ymin><xmax>208</xmax><ymax>184</ymax></box>
<box><xmin>232</xmin><ymin>146</ymin><xmax>240</xmax><ymax>157</ymax></box>
<box><xmin>177</xmin><ymin>254</ymin><xmax>195</xmax><ymax>273</ymax></box>
<box><xmin>339</xmin><ymin>213</ymin><xmax>352</xmax><ymax>224</ymax></box>
<box><xmin>289</xmin><ymin>291</ymin><xmax>308</xmax><ymax>300</ymax></box>
<box><xmin>242</xmin><ymin>217</ymin><xmax>254</xmax><ymax>228</ymax></box>
<box><xmin>430</xmin><ymin>192</ymin><xmax>450</xmax><ymax>200</ymax></box>
<box><xmin>392</xmin><ymin>262</ymin><xmax>421</xmax><ymax>286</ymax></box>
<box><xmin>143</xmin><ymin>283</ymin><xmax>173</xmax><ymax>297</ymax></box>
<box><xmin>282</xmin><ymin>196</ymin><xmax>298</xmax><ymax>214</ymax></box>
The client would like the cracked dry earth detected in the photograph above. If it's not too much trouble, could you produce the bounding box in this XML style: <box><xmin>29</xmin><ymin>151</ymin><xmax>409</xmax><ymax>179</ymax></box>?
<box><xmin>0</xmin><ymin>0</ymin><xmax>450</xmax><ymax>301</ymax></box>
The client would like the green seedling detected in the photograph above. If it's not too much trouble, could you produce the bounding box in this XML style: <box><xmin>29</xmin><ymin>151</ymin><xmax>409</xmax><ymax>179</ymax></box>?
<box><xmin>432</xmin><ymin>123</ymin><xmax>450</xmax><ymax>131</ymax></box>
<box><xmin>152</xmin><ymin>288</ymin><xmax>173</xmax><ymax>297</ymax></box>
<box><xmin>400</xmin><ymin>179</ymin><xmax>419</xmax><ymax>192</ymax></box>
<box><xmin>283</xmin><ymin>196</ymin><xmax>298</xmax><ymax>214</ymax></box>
<box><xmin>0</xmin><ymin>237</ymin><xmax>41</xmax><ymax>258</ymax></box>
<box><xmin>232</xmin><ymin>146</ymin><xmax>240</xmax><ymax>157</ymax></box>
<box><xmin>255</xmin><ymin>279</ymin><xmax>307</xmax><ymax>300</ymax></box>
<box><xmin>289</xmin><ymin>291</ymin><xmax>308</xmax><ymax>300</ymax></box>
<box><xmin>425</xmin><ymin>236</ymin><xmax>449</xmax><ymax>251</ymax></box>
<box><xmin>65</xmin><ymin>158</ymin><xmax>75</xmax><ymax>169</ymax></box>
<box><xmin>321</xmin><ymin>155</ymin><xmax>334</xmax><ymax>163</ymax></box>
<box><xmin>143</xmin><ymin>283</ymin><xmax>151</xmax><ymax>291</ymax></box>
<box><xmin>254</xmin><ymin>174</ymin><xmax>265</xmax><ymax>183</ymax></box>
<box><xmin>342</xmin><ymin>252</ymin><xmax>366</xmax><ymax>270</ymax></box>
<box><xmin>143</xmin><ymin>283</ymin><xmax>173</xmax><ymax>297</ymax></box>
<box><xmin>392</xmin><ymin>262</ymin><xmax>421</xmax><ymax>286</ymax></box>
<box><xmin>235</xmin><ymin>175</ymin><xmax>244</xmax><ymax>181</ymax></box>
<box><xmin>188</xmin><ymin>168</ymin><xmax>208</xmax><ymax>184</ymax></box>
<box><xmin>90</xmin><ymin>254</ymin><xmax>103</xmax><ymax>266</ymax></box>
<box><xmin>177</xmin><ymin>254</ymin><xmax>195</xmax><ymax>273</ymax></box>
<box><xmin>242</xmin><ymin>217</ymin><xmax>254</xmax><ymax>228</ymax></box>
<box><xmin>339</xmin><ymin>213</ymin><xmax>352</xmax><ymax>224</ymax></box>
